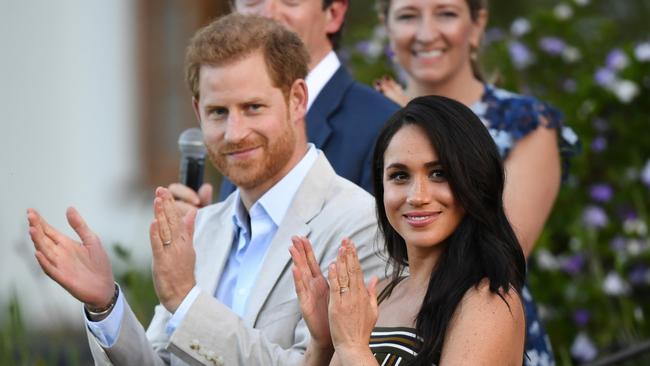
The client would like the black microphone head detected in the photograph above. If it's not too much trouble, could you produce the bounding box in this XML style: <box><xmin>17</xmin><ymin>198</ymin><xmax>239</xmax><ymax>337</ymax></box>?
<box><xmin>178</xmin><ymin>128</ymin><xmax>207</xmax><ymax>191</ymax></box>
<box><xmin>178</xmin><ymin>128</ymin><xmax>206</xmax><ymax>158</ymax></box>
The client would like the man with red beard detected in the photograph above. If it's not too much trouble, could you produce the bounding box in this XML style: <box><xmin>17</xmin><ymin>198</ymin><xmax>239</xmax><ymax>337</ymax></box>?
<box><xmin>27</xmin><ymin>14</ymin><xmax>383</xmax><ymax>366</ymax></box>
<box><xmin>170</xmin><ymin>0</ymin><xmax>399</xmax><ymax>211</ymax></box>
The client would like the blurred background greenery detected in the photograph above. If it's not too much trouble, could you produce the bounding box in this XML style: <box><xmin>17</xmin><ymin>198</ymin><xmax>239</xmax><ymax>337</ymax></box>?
<box><xmin>2</xmin><ymin>0</ymin><xmax>648</xmax><ymax>365</ymax></box>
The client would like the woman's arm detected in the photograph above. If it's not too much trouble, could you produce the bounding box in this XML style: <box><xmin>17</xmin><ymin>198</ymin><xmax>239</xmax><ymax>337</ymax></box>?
<box><xmin>440</xmin><ymin>281</ymin><xmax>525</xmax><ymax>365</ymax></box>
<box><xmin>503</xmin><ymin>123</ymin><xmax>561</xmax><ymax>258</ymax></box>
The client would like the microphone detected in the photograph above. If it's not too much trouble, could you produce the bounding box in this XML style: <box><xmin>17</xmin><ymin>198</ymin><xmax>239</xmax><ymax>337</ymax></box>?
<box><xmin>178</xmin><ymin>128</ymin><xmax>207</xmax><ymax>192</ymax></box>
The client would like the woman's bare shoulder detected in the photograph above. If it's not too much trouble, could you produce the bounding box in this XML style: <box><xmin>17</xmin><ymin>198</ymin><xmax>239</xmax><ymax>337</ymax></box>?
<box><xmin>439</xmin><ymin>279</ymin><xmax>525</xmax><ymax>365</ymax></box>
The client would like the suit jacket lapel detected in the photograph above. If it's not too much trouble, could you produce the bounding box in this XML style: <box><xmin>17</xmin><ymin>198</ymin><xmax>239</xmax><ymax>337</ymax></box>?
<box><xmin>243</xmin><ymin>154</ymin><xmax>337</xmax><ymax>325</ymax></box>
<box><xmin>306</xmin><ymin>66</ymin><xmax>354</xmax><ymax>148</ymax></box>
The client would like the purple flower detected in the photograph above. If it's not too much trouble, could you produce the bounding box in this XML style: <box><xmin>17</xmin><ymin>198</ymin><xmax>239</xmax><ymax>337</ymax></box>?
<box><xmin>634</xmin><ymin>41</ymin><xmax>650</xmax><ymax>61</ymax></box>
<box><xmin>582</xmin><ymin>205</ymin><xmax>608</xmax><ymax>229</ymax></box>
<box><xmin>508</xmin><ymin>41</ymin><xmax>533</xmax><ymax>69</ymax></box>
<box><xmin>355</xmin><ymin>41</ymin><xmax>371</xmax><ymax>54</ymax></box>
<box><xmin>629</xmin><ymin>265</ymin><xmax>648</xmax><ymax>285</ymax></box>
<box><xmin>384</xmin><ymin>45</ymin><xmax>395</xmax><ymax>59</ymax></box>
<box><xmin>573</xmin><ymin>309</ymin><xmax>590</xmax><ymax>327</ymax></box>
<box><xmin>590</xmin><ymin>136</ymin><xmax>607</xmax><ymax>153</ymax></box>
<box><xmin>571</xmin><ymin>332</ymin><xmax>598</xmax><ymax>362</ymax></box>
<box><xmin>484</xmin><ymin>27</ymin><xmax>505</xmax><ymax>44</ymax></box>
<box><xmin>589</xmin><ymin>183</ymin><xmax>614</xmax><ymax>202</ymax></box>
<box><xmin>617</xmin><ymin>206</ymin><xmax>638</xmax><ymax>221</ymax></box>
<box><xmin>606</xmin><ymin>48</ymin><xmax>629</xmax><ymax>70</ymax></box>
<box><xmin>562</xmin><ymin>254</ymin><xmax>586</xmax><ymax>274</ymax></box>
<box><xmin>510</xmin><ymin>19</ymin><xmax>530</xmax><ymax>37</ymax></box>
<box><xmin>591</xmin><ymin>118</ymin><xmax>609</xmax><ymax>132</ymax></box>
<box><xmin>594</xmin><ymin>67</ymin><xmax>616</xmax><ymax>87</ymax></box>
<box><xmin>539</xmin><ymin>36</ymin><xmax>566</xmax><ymax>55</ymax></box>
<box><xmin>563</xmin><ymin>79</ymin><xmax>577</xmax><ymax>92</ymax></box>
<box><xmin>610</xmin><ymin>236</ymin><xmax>626</xmax><ymax>252</ymax></box>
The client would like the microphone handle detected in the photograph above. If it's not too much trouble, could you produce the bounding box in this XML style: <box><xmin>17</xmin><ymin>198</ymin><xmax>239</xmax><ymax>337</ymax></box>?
<box><xmin>180</xmin><ymin>156</ymin><xmax>205</xmax><ymax>192</ymax></box>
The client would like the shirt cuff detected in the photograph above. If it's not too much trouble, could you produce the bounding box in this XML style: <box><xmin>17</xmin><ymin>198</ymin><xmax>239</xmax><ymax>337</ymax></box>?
<box><xmin>85</xmin><ymin>286</ymin><xmax>125</xmax><ymax>348</ymax></box>
<box><xmin>166</xmin><ymin>285</ymin><xmax>201</xmax><ymax>336</ymax></box>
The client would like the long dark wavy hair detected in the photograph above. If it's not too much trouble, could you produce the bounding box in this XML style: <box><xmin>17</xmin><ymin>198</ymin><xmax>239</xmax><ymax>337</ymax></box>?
<box><xmin>373</xmin><ymin>95</ymin><xmax>526</xmax><ymax>365</ymax></box>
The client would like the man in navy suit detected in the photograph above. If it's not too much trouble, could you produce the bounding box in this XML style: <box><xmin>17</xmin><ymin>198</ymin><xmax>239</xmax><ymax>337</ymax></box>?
<box><xmin>171</xmin><ymin>0</ymin><xmax>398</xmax><ymax>210</ymax></box>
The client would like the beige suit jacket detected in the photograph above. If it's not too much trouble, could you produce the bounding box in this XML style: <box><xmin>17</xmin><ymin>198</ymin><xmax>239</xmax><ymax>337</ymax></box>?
<box><xmin>87</xmin><ymin>153</ymin><xmax>384</xmax><ymax>365</ymax></box>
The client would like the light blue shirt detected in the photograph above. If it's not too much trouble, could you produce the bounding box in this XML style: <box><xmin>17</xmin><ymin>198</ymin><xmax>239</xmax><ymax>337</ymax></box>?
<box><xmin>86</xmin><ymin>144</ymin><xmax>319</xmax><ymax>347</ymax></box>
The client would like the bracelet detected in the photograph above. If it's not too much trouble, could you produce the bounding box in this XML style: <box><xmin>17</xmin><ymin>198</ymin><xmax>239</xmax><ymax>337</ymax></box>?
<box><xmin>85</xmin><ymin>283</ymin><xmax>119</xmax><ymax>317</ymax></box>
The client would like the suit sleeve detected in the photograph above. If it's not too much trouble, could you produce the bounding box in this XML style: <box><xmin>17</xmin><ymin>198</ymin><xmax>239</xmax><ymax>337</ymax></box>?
<box><xmin>359</xmin><ymin>144</ymin><xmax>376</xmax><ymax>195</ymax></box>
<box><xmin>167</xmin><ymin>291</ymin><xmax>308</xmax><ymax>366</ymax></box>
<box><xmin>86</xmin><ymin>299</ymin><xmax>171</xmax><ymax>366</ymax></box>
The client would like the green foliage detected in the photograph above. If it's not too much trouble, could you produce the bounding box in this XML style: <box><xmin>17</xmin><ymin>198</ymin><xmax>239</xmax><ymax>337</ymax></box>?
<box><xmin>112</xmin><ymin>243</ymin><xmax>158</xmax><ymax>324</ymax></box>
<box><xmin>0</xmin><ymin>291</ymin><xmax>85</xmax><ymax>365</ymax></box>
<box><xmin>344</xmin><ymin>0</ymin><xmax>650</xmax><ymax>364</ymax></box>
<box><xmin>0</xmin><ymin>245</ymin><xmax>158</xmax><ymax>365</ymax></box>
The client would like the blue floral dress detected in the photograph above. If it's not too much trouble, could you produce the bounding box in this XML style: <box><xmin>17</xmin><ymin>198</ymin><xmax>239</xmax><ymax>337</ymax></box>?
<box><xmin>470</xmin><ymin>84</ymin><xmax>580</xmax><ymax>366</ymax></box>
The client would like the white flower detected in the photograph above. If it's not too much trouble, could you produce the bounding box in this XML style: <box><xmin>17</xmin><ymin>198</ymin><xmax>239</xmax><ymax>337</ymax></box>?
<box><xmin>562</xmin><ymin>46</ymin><xmax>582</xmax><ymax>63</ymax></box>
<box><xmin>367</xmin><ymin>41</ymin><xmax>384</xmax><ymax>58</ymax></box>
<box><xmin>569</xmin><ymin>237</ymin><xmax>582</xmax><ymax>251</ymax></box>
<box><xmin>611</xmin><ymin>79</ymin><xmax>639</xmax><ymax>103</ymax></box>
<box><xmin>625</xmin><ymin>167</ymin><xmax>640</xmax><ymax>181</ymax></box>
<box><xmin>372</xmin><ymin>24</ymin><xmax>387</xmax><ymax>39</ymax></box>
<box><xmin>571</xmin><ymin>332</ymin><xmax>598</xmax><ymax>362</ymax></box>
<box><xmin>574</xmin><ymin>0</ymin><xmax>590</xmax><ymax>5</ymax></box>
<box><xmin>635</xmin><ymin>307</ymin><xmax>644</xmax><ymax>323</ymax></box>
<box><xmin>603</xmin><ymin>271</ymin><xmax>630</xmax><ymax>295</ymax></box>
<box><xmin>642</xmin><ymin>159</ymin><xmax>650</xmax><ymax>186</ymax></box>
<box><xmin>624</xmin><ymin>218</ymin><xmax>648</xmax><ymax>236</ymax></box>
<box><xmin>626</xmin><ymin>239</ymin><xmax>643</xmax><ymax>256</ymax></box>
<box><xmin>536</xmin><ymin>249</ymin><xmax>560</xmax><ymax>270</ymax></box>
<box><xmin>510</xmin><ymin>18</ymin><xmax>531</xmax><ymax>36</ymax></box>
<box><xmin>635</xmin><ymin>42</ymin><xmax>650</xmax><ymax>61</ymax></box>
<box><xmin>554</xmin><ymin>3</ymin><xmax>574</xmax><ymax>20</ymax></box>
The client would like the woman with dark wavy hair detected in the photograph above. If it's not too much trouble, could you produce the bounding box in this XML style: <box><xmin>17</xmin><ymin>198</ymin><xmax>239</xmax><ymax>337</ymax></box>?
<box><xmin>291</xmin><ymin>95</ymin><xmax>526</xmax><ymax>365</ymax></box>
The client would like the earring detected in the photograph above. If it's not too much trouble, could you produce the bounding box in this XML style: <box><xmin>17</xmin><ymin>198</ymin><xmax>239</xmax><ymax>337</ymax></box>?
<box><xmin>470</xmin><ymin>45</ymin><xmax>479</xmax><ymax>61</ymax></box>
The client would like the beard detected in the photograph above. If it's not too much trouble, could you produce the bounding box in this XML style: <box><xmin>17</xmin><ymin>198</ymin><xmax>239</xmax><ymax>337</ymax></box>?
<box><xmin>208</xmin><ymin>120</ymin><xmax>297</xmax><ymax>191</ymax></box>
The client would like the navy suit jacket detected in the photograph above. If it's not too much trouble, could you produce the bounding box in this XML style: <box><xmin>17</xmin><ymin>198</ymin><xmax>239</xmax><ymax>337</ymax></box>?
<box><xmin>218</xmin><ymin>65</ymin><xmax>399</xmax><ymax>200</ymax></box>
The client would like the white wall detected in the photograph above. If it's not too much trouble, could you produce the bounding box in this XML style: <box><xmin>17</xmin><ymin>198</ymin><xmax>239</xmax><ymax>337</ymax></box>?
<box><xmin>0</xmin><ymin>0</ymin><xmax>153</xmax><ymax>329</ymax></box>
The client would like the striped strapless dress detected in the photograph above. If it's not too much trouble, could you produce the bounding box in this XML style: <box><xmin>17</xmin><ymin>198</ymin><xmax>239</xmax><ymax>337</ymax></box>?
<box><xmin>370</xmin><ymin>327</ymin><xmax>427</xmax><ymax>366</ymax></box>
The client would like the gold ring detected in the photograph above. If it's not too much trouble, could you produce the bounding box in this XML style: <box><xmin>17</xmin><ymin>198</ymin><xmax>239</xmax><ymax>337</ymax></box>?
<box><xmin>163</xmin><ymin>240</ymin><xmax>172</xmax><ymax>246</ymax></box>
<box><xmin>339</xmin><ymin>287</ymin><xmax>349</xmax><ymax>294</ymax></box>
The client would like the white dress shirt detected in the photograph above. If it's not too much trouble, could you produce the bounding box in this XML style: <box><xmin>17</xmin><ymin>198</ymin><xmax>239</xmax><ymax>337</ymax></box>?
<box><xmin>305</xmin><ymin>51</ymin><xmax>340</xmax><ymax>110</ymax></box>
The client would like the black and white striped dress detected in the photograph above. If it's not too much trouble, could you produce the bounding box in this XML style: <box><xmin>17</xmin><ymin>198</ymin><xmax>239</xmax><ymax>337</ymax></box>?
<box><xmin>370</xmin><ymin>327</ymin><xmax>427</xmax><ymax>366</ymax></box>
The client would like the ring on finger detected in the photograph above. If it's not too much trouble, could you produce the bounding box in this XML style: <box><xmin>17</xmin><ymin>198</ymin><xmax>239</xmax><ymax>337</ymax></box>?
<box><xmin>162</xmin><ymin>239</ymin><xmax>172</xmax><ymax>246</ymax></box>
<box><xmin>339</xmin><ymin>286</ymin><xmax>349</xmax><ymax>294</ymax></box>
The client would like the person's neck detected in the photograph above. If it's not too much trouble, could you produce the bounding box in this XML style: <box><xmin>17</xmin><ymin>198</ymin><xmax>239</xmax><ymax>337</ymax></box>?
<box><xmin>238</xmin><ymin>143</ymin><xmax>309</xmax><ymax>211</ymax></box>
<box><xmin>406</xmin><ymin>72</ymin><xmax>484</xmax><ymax>107</ymax></box>
<box><xmin>308</xmin><ymin>45</ymin><xmax>334</xmax><ymax>72</ymax></box>
<box><xmin>403</xmin><ymin>245</ymin><xmax>444</xmax><ymax>293</ymax></box>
